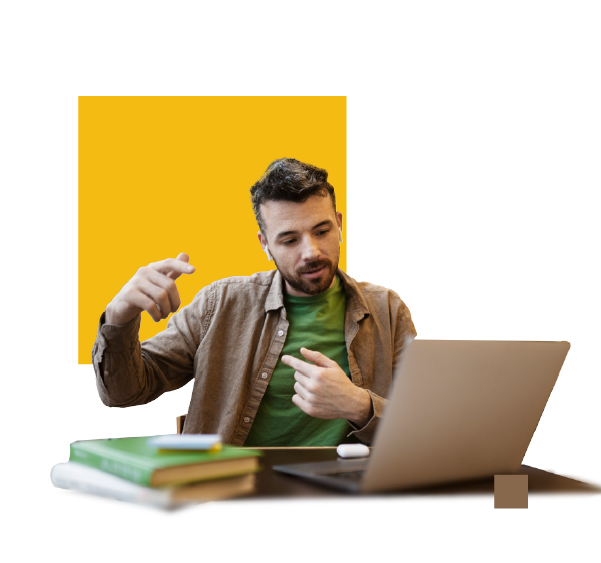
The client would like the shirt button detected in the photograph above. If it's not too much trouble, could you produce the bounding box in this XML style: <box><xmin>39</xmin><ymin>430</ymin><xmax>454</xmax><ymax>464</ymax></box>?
<box><xmin>244</xmin><ymin>417</ymin><xmax>250</xmax><ymax>423</ymax></box>
<box><xmin>261</xmin><ymin>372</ymin><xmax>268</xmax><ymax>379</ymax></box>
<box><xmin>278</xmin><ymin>330</ymin><xmax>284</xmax><ymax>336</ymax></box>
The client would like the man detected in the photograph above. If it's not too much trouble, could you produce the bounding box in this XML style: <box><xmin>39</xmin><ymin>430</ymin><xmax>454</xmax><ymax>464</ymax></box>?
<box><xmin>93</xmin><ymin>158</ymin><xmax>416</xmax><ymax>446</ymax></box>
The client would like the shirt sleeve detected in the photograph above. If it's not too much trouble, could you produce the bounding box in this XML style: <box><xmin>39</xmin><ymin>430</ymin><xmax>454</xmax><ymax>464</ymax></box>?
<box><xmin>345</xmin><ymin>297</ymin><xmax>417</xmax><ymax>444</ymax></box>
<box><xmin>92</xmin><ymin>284</ymin><xmax>215</xmax><ymax>407</ymax></box>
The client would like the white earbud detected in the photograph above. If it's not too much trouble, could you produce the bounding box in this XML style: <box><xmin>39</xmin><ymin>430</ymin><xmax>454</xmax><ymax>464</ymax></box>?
<box><xmin>259</xmin><ymin>231</ymin><xmax>273</xmax><ymax>261</ymax></box>
<box><xmin>339</xmin><ymin>228</ymin><xmax>343</xmax><ymax>244</ymax></box>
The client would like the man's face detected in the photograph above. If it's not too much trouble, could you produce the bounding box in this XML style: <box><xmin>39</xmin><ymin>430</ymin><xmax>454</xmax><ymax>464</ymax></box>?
<box><xmin>259</xmin><ymin>194</ymin><xmax>342</xmax><ymax>297</ymax></box>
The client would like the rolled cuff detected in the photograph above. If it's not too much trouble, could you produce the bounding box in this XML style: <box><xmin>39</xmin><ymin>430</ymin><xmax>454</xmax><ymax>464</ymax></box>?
<box><xmin>93</xmin><ymin>311</ymin><xmax>141</xmax><ymax>362</ymax></box>
<box><xmin>92</xmin><ymin>311</ymin><xmax>144</xmax><ymax>407</ymax></box>
<box><xmin>346</xmin><ymin>390</ymin><xmax>386</xmax><ymax>445</ymax></box>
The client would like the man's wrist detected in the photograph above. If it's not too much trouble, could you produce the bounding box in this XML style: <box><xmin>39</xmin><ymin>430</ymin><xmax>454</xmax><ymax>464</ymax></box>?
<box><xmin>346</xmin><ymin>388</ymin><xmax>373</xmax><ymax>428</ymax></box>
<box><xmin>105</xmin><ymin>302</ymin><xmax>138</xmax><ymax>326</ymax></box>
<box><xmin>105</xmin><ymin>302</ymin><xmax>122</xmax><ymax>325</ymax></box>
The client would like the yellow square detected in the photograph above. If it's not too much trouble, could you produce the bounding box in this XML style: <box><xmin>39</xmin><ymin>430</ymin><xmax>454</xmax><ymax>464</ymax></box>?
<box><xmin>79</xmin><ymin>96</ymin><xmax>346</xmax><ymax>363</ymax></box>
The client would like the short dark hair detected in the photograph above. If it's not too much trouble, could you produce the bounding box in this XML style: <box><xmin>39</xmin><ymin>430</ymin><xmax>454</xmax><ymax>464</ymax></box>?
<box><xmin>250</xmin><ymin>158</ymin><xmax>336</xmax><ymax>234</ymax></box>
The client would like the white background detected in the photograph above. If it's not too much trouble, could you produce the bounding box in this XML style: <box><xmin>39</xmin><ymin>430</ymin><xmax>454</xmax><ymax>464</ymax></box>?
<box><xmin>2</xmin><ymin>1</ymin><xmax>599</xmax><ymax>562</ymax></box>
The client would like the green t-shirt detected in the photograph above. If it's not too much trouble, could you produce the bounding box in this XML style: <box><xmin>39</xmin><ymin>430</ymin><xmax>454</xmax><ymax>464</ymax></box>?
<box><xmin>244</xmin><ymin>275</ymin><xmax>360</xmax><ymax>447</ymax></box>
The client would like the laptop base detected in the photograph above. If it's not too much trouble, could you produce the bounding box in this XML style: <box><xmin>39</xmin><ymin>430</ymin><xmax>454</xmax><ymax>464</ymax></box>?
<box><xmin>273</xmin><ymin>459</ymin><xmax>368</xmax><ymax>493</ymax></box>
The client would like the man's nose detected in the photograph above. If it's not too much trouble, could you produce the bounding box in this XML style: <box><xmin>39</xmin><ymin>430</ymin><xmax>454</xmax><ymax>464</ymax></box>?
<box><xmin>300</xmin><ymin>236</ymin><xmax>321</xmax><ymax>262</ymax></box>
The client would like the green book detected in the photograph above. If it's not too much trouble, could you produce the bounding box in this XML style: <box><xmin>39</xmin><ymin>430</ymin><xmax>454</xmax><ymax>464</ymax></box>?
<box><xmin>69</xmin><ymin>436</ymin><xmax>262</xmax><ymax>487</ymax></box>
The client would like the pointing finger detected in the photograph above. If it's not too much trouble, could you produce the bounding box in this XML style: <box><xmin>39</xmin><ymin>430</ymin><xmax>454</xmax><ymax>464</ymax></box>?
<box><xmin>281</xmin><ymin>355</ymin><xmax>318</xmax><ymax>377</ymax></box>
<box><xmin>151</xmin><ymin>256</ymin><xmax>195</xmax><ymax>280</ymax></box>
<box><xmin>300</xmin><ymin>348</ymin><xmax>338</xmax><ymax>368</ymax></box>
<box><xmin>167</xmin><ymin>253</ymin><xmax>191</xmax><ymax>280</ymax></box>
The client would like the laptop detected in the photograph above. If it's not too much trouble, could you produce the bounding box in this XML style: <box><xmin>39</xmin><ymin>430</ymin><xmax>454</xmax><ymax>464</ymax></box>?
<box><xmin>273</xmin><ymin>339</ymin><xmax>570</xmax><ymax>493</ymax></box>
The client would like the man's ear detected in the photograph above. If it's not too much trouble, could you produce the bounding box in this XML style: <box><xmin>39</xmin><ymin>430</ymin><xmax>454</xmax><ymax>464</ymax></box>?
<box><xmin>258</xmin><ymin>231</ymin><xmax>273</xmax><ymax>261</ymax></box>
<box><xmin>257</xmin><ymin>230</ymin><xmax>266</xmax><ymax>250</ymax></box>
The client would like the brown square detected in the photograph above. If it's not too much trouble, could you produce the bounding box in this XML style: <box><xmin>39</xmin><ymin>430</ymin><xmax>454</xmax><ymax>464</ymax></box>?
<box><xmin>494</xmin><ymin>475</ymin><xmax>528</xmax><ymax>508</ymax></box>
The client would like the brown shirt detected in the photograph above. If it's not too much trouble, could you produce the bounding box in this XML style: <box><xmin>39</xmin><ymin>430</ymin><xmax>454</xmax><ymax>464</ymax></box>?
<box><xmin>92</xmin><ymin>268</ymin><xmax>416</xmax><ymax>446</ymax></box>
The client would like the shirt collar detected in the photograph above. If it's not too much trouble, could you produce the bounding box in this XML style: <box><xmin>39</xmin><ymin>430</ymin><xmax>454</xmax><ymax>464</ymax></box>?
<box><xmin>265</xmin><ymin>269</ymin><xmax>285</xmax><ymax>313</ymax></box>
<box><xmin>265</xmin><ymin>267</ymin><xmax>371</xmax><ymax>322</ymax></box>
<box><xmin>337</xmin><ymin>268</ymin><xmax>371</xmax><ymax>322</ymax></box>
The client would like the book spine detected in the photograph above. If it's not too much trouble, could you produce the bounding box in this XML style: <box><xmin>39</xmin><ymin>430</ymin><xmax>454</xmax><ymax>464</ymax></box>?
<box><xmin>70</xmin><ymin>443</ymin><xmax>153</xmax><ymax>486</ymax></box>
<box><xmin>51</xmin><ymin>463</ymin><xmax>174</xmax><ymax>509</ymax></box>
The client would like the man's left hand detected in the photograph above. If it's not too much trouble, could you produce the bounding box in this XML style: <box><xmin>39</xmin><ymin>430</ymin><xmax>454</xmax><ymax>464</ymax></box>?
<box><xmin>281</xmin><ymin>348</ymin><xmax>372</xmax><ymax>427</ymax></box>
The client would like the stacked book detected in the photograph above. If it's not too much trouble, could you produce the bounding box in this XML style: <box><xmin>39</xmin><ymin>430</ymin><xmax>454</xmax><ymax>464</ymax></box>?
<box><xmin>51</xmin><ymin>435</ymin><xmax>262</xmax><ymax>509</ymax></box>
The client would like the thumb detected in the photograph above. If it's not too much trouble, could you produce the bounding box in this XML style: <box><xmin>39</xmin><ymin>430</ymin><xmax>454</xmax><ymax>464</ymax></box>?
<box><xmin>300</xmin><ymin>347</ymin><xmax>338</xmax><ymax>368</ymax></box>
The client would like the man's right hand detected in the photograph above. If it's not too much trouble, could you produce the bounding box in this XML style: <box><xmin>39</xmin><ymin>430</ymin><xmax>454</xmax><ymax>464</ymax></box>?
<box><xmin>105</xmin><ymin>253</ymin><xmax>196</xmax><ymax>325</ymax></box>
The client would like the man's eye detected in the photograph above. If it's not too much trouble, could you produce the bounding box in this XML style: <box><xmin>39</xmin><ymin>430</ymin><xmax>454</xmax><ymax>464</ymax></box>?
<box><xmin>317</xmin><ymin>230</ymin><xmax>330</xmax><ymax>236</ymax></box>
<box><xmin>283</xmin><ymin>239</ymin><xmax>297</xmax><ymax>245</ymax></box>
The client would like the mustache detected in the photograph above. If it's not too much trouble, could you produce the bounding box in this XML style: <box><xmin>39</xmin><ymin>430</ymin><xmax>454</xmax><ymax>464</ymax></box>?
<box><xmin>297</xmin><ymin>259</ymin><xmax>332</xmax><ymax>274</ymax></box>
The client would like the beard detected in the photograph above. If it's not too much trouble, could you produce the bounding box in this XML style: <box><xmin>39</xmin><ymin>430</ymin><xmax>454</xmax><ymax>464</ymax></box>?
<box><xmin>275</xmin><ymin>250</ymin><xmax>339</xmax><ymax>296</ymax></box>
